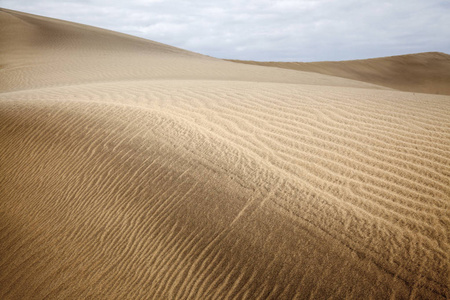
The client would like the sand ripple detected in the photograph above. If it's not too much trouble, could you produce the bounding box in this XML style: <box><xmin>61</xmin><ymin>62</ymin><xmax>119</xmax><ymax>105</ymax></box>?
<box><xmin>1</xmin><ymin>8</ymin><xmax>449</xmax><ymax>299</ymax></box>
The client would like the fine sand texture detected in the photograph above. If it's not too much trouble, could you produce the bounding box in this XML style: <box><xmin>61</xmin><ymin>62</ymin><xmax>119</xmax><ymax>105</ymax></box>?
<box><xmin>1</xmin><ymin>8</ymin><xmax>449</xmax><ymax>300</ymax></box>
<box><xmin>228</xmin><ymin>52</ymin><xmax>450</xmax><ymax>95</ymax></box>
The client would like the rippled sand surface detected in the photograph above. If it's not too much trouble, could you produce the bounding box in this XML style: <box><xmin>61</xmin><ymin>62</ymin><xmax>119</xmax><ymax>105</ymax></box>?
<box><xmin>1</xmin><ymin>8</ymin><xmax>449</xmax><ymax>299</ymax></box>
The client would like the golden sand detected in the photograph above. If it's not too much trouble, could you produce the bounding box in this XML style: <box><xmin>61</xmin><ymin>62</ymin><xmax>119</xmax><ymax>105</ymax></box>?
<box><xmin>228</xmin><ymin>52</ymin><xmax>450</xmax><ymax>95</ymax></box>
<box><xmin>1</xmin><ymin>8</ymin><xmax>449</xmax><ymax>299</ymax></box>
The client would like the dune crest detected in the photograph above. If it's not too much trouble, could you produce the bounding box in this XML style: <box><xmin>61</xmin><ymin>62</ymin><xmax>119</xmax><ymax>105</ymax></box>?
<box><xmin>229</xmin><ymin>52</ymin><xmax>450</xmax><ymax>95</ymax></box>
<box><xmin>0</xmin><ymin>8</ymin><xmax>384</xmax><ymax>93</ymax></box>
<box><xmin>1</xmin><ymin>8</ymin><xmax>449</xmax><ymax>299</ymax></box>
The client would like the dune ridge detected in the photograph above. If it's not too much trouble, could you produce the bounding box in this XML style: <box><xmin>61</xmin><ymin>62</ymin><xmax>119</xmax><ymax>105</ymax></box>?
<box><xmin>228</xmin><ymin>52</ymin><xmax>450</xmax><ymax>95</ymax></box>
<box><xmin>0</xmin><ymin>8</ymin><xmax>384</xmax><ymax>93</ymax></box>
<box><xmin>1</xmin><ymin>8</ymin><xmax>449</xmax><ymax>299</ymax></box>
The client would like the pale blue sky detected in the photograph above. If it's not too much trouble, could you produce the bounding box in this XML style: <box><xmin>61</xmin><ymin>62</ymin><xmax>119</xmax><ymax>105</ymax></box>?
<box><xmin>2</xmin><ymin>0</ymin><xmax>449</xmax><ymax>61</ymax></box>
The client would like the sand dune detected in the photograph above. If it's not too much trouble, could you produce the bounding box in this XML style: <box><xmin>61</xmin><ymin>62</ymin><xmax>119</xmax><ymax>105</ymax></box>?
<box><xmin>0</xmin><ymin>9</ymin><xmax>383</xmax><ymax>93</ymax></box>
<box><xmin>229</xmin><ymin>52</ymin><xmax>450</xmax><ymax>95</ymax></box>
<box><xmin>1</xmin><ymin>8</ymin><xmax>449</xmax><ymax>300</ymax></box>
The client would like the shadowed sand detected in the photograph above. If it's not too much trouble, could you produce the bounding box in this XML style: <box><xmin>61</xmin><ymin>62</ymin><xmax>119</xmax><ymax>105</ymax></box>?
<box><xmin>1</xmin><ymin>8</ymin><xmax>449</xmax><ymax>299</ymax></box>
<box><xmin>228</xmin><ymin>52</ymin><xmax>450</xmax><ymax>95</ymax></box>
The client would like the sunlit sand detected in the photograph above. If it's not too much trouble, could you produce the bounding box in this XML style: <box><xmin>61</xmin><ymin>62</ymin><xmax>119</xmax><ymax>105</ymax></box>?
<box><xmin>1</xmin><ymin>8</ymin><xmax>448</xmax><ymax>299</ymax></box>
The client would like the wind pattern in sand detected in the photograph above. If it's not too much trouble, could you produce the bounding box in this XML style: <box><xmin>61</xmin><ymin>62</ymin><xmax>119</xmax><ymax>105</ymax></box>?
<box><xmin>1</xmin><ymin>8</ymin><xmax>449</xmax><ymax>299</ymax></box>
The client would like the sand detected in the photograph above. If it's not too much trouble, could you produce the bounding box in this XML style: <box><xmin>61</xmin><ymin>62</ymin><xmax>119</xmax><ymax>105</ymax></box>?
<box><xmin>0</xmin><ymin>8</ymin><xmax>449</xmax><ymax>300</ymax></box>
<box><xmin>228</xmin><ymin>52</ymin><xmax>450</xmax><ymax>96</ymax></box>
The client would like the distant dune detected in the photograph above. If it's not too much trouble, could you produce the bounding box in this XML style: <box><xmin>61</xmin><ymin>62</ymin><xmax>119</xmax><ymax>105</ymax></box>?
<box><xmin>229</xmin><ymin>52</ymin><xmax>450</xmax><ymax>95</ymax></box>
<box><xmin>1</xmin><ymin>8</ymin><xmax>449</xmax><ymax>300</ymax></box>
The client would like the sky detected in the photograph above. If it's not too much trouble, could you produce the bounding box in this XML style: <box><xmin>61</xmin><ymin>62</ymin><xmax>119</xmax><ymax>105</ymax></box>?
<box><xmin>2</xmin><ymin>0</ymin><xmax>450</xmax><ymax>62</ymax></box>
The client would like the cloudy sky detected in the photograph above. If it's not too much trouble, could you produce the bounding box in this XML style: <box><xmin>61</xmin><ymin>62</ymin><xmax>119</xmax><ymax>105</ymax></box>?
<box><xmin>2</xmin><ymin>0</ymin><xmax>450</xmax><ymax>61</ymax></box>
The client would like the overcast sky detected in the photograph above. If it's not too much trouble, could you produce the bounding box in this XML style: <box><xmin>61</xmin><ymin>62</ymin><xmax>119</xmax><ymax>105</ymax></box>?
<box><xmin>2</xmin><ymin>0</ymin><xmax>449</xmax><ymax>61</ymax></box>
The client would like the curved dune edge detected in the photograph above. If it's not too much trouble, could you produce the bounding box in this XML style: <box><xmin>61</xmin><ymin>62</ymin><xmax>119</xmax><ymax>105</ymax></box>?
<box><xmin>1</xmin><ymin>9</ymin><xmax>450</xmax><ymax>300</ymax></box>
<box><xmin>0</xmin><ymin>8</ymin><xmax>386</xmax><ymax>93</ymax></box>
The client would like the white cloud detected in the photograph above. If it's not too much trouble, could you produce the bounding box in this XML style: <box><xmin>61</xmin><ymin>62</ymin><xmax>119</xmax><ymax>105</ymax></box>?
<box><xmin>2</xmin><ymin>0</ymin><xmax>449</xmax><ymax>61</ymax></box>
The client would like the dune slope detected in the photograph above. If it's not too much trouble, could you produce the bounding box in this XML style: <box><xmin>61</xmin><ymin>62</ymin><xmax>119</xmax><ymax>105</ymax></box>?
<box><xmin>1</xmin><ymin>9</ymin><xmax>449</xmax><ymax>300</ymax></box>
<box><xmin>229</xmin><ymin>52</ymin><xmax>450</xmax><ymax>95</ymax></box>
<box><xmin>0</xmin><ymin>9</ymin><xmax>383</xmax><ymax>93</ymax></box>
